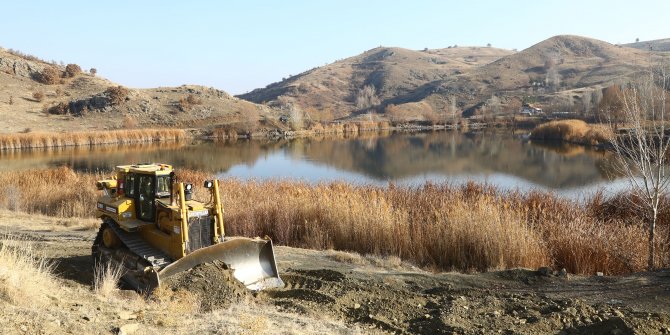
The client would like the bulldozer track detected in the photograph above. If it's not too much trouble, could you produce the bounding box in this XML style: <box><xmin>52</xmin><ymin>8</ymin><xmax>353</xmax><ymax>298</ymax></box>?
<box><xmin>95</xmin><ymin>218</ymin><xmax>172</xmax><ymax>268</ymax></box>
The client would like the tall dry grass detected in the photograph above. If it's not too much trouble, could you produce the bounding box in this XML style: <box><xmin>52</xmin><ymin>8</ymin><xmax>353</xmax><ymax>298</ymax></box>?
<box><xmin>93</xmin><ymin>261</ymin><xmax>125</xmax><ymax>298</ymax></box>
<box><xmin>0</xmin><ymin>235</ymin><xmax>55</xmax><ymax>307</ymax></box>
<box><xmin>0</xmin><ymin>128</ymin><xmax>187</xmax><ymax>151</ymax></box>
<box><xmin>530</xmin><ymin>119</ymin><xmax>613</xmax><ymax>146</ymax></box>
<box><xmin>1</xmin><ymin>167</ymin><xmax>666</xmax><ymax>275</ymax></box>
<box><xmin>214</xmin><ymin>178</ymin><xmax>667</xmax><ymax>274</ymax></box>
<box><xmin>0</xmin><ymin>167</ymin><xmax>100</xmax><ymax>217</ymax></box>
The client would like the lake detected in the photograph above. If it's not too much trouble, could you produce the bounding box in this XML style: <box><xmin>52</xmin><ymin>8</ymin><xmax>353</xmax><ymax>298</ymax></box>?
<box><xmin>0</xmin><ymin>131</ymin><xmax>628</xmax><ymax>198</ymax></box>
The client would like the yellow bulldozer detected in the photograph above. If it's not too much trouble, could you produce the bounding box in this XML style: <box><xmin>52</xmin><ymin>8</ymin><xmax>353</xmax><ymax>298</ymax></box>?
<box><xmin>92</xmin><ymin>163</ymin><xmax>283</xmax><ymax>292</ymax></box>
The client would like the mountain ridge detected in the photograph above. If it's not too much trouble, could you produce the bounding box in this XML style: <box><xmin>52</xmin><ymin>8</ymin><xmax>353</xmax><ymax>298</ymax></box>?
<box><xmin>239</xmin><ymin>35</ymin><xmax>669</xmax><ymax>121</ymax></box>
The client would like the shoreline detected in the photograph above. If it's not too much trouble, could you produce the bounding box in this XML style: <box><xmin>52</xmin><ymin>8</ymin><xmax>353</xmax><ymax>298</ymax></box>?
<box><xmin>0</xmin><ymin>123</ymin><xmax>464</xmax><ymax>151</ymax></box>
<box><xmin>0</xmin><ymin>116</ymin><xmax>551</xmax><ymax>151</ymax></box>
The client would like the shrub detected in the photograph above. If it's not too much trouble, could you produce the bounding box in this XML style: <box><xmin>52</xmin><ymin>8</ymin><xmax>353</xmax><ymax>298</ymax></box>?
<box><xmin>122</xmin><ymin>115</ymin><xmax>138</xmax><ymax>129</ymax></box>
<box><xmin>35</xmin><ymin>67</ymin><xmax>61</xmax><ymax>84</ymax></box>
<box><xmin>105</xmin><ymin>86</ymin><xmax>129</xmax><ymax>105</ymax></box>
<box><xmin>178</xmin><ymin>94</ymin><xmax>202</xmax><ymax>112</ymax></box>
<box><xmin>78</xmin><ymin>105</ymin><xmax>89</xmax><ymax>117</ymax></box>
<box><xmin>48</xmin><ymin>102</ymin><xmax>69</xmax><ymax>115</ymax></box>
<box><xmin>64</xmin><ymin>63</ymin><xmax>82</xmax><ymax>78</ymax></box>
<box><xmin>186</xmin><ymin>94</ymin><xmax>202</xmax><ymax>105</ymax></box>
<box><xmin>178</xmin><ymin>97</ymin><xmax>190</xmax><ymax>111</ymax></box>
<box><xmin>32</xmin><ymin>91</ymin><xmax>44</xmax><ymax>102</ymax></box>
<box><xmin>530</xmin><ymin>119</ymin><xmax>613</xmax><ymax>146</ymax></box>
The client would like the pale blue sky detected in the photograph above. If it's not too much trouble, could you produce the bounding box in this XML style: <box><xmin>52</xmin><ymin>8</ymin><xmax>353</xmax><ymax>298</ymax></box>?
<box><xmin>1</xmin><ymin>1</ymin><xmax>668</xmax><ymax>94</ymax></box>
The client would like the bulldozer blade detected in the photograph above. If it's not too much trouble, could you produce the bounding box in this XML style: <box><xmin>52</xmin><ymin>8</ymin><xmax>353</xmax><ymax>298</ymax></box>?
<box><xmin>158</xmin><ymin>237</ymin><xmax>284</xmax><ymax>290</ymax></box>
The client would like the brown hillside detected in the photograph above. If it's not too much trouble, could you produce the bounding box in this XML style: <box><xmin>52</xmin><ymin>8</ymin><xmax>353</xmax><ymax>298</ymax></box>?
<box><xmin>471</xmin><ymin>35</ymin><xmax>655</xmax><ymax>90</ymax></box>
<box><xmin>239</xmin><ymin>35</ymin><xmax>670</xmax><ymax>121</ymax></box>
<box><xmin>625</xmin><ymin>38</ymin><xmax>670</xmax><ymax>52</ymax></box>
<box><xmin>0</xmin><ymin>47</ymin><xmax>276</xmax><ymax>134</ymax></box>
<box><xmin>237</xmin><ymin>46</ymin><xmax>514</xmax><ymax>119</ymax></box>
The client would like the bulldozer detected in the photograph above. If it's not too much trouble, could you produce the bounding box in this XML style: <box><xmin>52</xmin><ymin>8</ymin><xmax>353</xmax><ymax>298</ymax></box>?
<box><xmin>92</xmin><ymin>163</ymin><xmax>283</xmax><ymax>292</ymax></box>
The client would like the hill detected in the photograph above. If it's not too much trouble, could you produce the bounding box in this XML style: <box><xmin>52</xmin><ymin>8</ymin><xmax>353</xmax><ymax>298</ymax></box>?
<box><xmin>238</xmin><ymin>35</ymin><xmax>669</xmax><ymax>121</ymax></box>
<box><xmin>624</xmin><ymin>38</ymin><xmax>670</xmax><ymax>52</ymax></box>
<box><xmin>0</xmin><ymin>47</ymin><xmax>276</xmax><ymax>134</ymax></box>
<box><xmin>237</xmin><ymin>46</ymin><xmax>514</xmax><ymax>120</ymax></box>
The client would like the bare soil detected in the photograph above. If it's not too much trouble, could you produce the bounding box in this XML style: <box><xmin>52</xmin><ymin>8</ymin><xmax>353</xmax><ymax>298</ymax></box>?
<box><xmin>1</xmin><ymin>212</ymin><xmax>669</xmax><ymax>334</ymax></box>
<box><xmin>163</xmin><ymin>261</ymin><xmax>253</xmax><ymax>312</ymax></box>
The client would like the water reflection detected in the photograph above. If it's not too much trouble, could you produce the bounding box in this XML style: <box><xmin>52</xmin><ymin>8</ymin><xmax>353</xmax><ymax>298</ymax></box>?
<box><xmin>0</xmin><ymin>131</ymin><xmax>622</xmax><ymax>196</ymax></box>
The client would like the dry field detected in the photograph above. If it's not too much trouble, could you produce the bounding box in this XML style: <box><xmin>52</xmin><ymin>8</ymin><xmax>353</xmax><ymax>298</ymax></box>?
<box><xmin>0</xmin><ymin>167</ymin><xmax>667</xmax><ymax>275</ymax></box>
<box><xmin>0</xmin><ymin>168</ymin><xmax>668</xmax><ymax>333</ymax></box>
<box><xmin>0</xmin><ymin>209</ymin><xmax>669</xmax><ymax>334</ymax></box>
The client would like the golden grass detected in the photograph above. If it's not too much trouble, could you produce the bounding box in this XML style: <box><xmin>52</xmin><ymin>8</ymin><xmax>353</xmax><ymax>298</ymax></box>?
<box><xmin>93</xmin><ymin>261</ymin><xmax>124</xmax><ymax>298</ymax></box>
<box><xmin>213</xmin><ymin>178</ymin><xmax>665</xmax><ymax>275</ymax></box>
<box><xmin>0</xmin><ymin>235</ymin><xmax>55</xmax><ymax>307</ymax></box>
<box><xmin>0</xmin><ymin>128</ymin><xmax>187</xmax><ymax>150</ymax></box>
<box><xmin>0</xmin><ymin>167</ymin><xmax>99</xmax><ymax>218</ymax></box>
<box><xmin>0</xmin><ymin>167</ymin><xmax>666</xmax><ymax>275</ymax></box>
<box><xmin>530</xmin><ymin>119</ymin><xmax>613</xmax><ymax>146</ymax></box>
<box><xmin>148</xmin><ymin>287</ymin><xmax>201</xmax><ymax>327</ymax></box>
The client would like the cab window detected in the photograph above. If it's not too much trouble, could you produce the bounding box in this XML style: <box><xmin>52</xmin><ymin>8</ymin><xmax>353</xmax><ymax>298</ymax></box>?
<box><xmin>156</xmin><ymin>175</ymin><xmax>171</xmax><ymax>198</ymax></box>
<box><xmin>125</xmin><ymin>174</ymin><xmax>136</xmax><ymax>197</ymax></box>
<box><xmin>137</xmin><ymin>175</ymin><xmax>155</xmax><ymax>221</ymax></box>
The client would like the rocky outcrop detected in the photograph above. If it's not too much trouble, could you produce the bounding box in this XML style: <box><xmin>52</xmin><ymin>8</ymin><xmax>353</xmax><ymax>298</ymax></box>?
<box><xmin>0</xmin><ymin>51</ymin><xmax>49</xmax><ymax>79</ymax></box>
<box><xmin>68</xmin><ymin>94</ymin><xmax>113</xmax><ymax>115</ymax></box>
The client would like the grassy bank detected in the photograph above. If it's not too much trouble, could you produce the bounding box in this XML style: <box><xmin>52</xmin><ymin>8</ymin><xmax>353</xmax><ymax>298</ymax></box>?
<box><xmin>530</xmin><ymin>119</ymin><xmax>613</xmax><ymax>146</ymax></box>
<box><xmin>0</xmin><ymin>167</ymin><xmax>667</xmax><ymax>275</ymax></box>
<box><xmin>0</xmin><ymin>129</ymin><xmax>187</xmax><ymax>150</ymax></box>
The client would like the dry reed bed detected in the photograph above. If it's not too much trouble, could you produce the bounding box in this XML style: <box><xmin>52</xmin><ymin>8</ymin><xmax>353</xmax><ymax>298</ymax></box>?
<box><xmin>0</xmin><ymin>129</ymin><xmax>187</xmax><ymax>150</ymax></box>
<box><xmin>530</xmin><ymin>119</ymin><xmax>613</xmax><ymax>146</ymax></box>
<box><xmin>0</xmin><ymin>167</ymin><xmax>667</xmax><ymax>275</ymax></box>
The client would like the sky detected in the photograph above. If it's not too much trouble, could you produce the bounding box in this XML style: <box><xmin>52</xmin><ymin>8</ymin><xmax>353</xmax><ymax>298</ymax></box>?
<box><xmin>1</xmin><ymin>0</ymin><xmax>668</xmax><ymax>95</ymax></box>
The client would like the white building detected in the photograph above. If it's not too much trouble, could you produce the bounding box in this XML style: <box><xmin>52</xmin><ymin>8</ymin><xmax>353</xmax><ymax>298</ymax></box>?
<box><xmin>520</xmin><ymin>105</ymin><xmax>543</xmax><ymax>116</ymax></box>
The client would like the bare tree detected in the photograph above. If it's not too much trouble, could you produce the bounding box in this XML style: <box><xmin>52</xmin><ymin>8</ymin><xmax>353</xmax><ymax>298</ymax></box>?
<box><xmin>590</xmin><ymin>88</ymin><xmax>603</xmax><ymax>120</ymax></box>
<box><xmin>609</xmin><ymin>66</ymin><xmax>669</xmax><ymax>270</ymax></box>
<box><xmin>488</xmin><ymin>95</ymin><xmax>502</xmax><ymax>116</ymax></box>
<box><xmin>582</xmin><ymin>90</ymin><xmax>592</xmax><ymax>117</ymax></box>
<box><xmin>445</xmin><ymin>98</ymin><xmax>459</xmax><ymax>125</ymax></box>
<box><xmin>544</xmin><ymin>55</ymin><xmax>561</xmax><ymax>92</ymax></box>
<box><xmin>288</xmin><ymin>105</ymin><xmax>304</xmax><ymax>131</ymax></box>
<box><xmin>355</xmin><ymin>85</ymin><xmax>380</xmax><ymax>110</ymax></box>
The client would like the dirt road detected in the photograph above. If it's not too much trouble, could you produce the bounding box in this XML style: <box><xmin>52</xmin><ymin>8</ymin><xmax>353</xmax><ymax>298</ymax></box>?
<box><xmin>2</xmin><ymin>211</ymin><xmax>669</xmax><ymax>334</ymax></box>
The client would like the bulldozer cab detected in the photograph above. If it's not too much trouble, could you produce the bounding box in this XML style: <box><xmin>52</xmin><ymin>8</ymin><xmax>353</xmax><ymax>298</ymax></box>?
<box><xmin>121</xmin><ymin>166</ymin><xmax>172</xmax><ymax>222</ymax></box>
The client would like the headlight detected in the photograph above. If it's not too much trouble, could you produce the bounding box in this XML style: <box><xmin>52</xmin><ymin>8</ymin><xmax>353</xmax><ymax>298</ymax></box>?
<box><xmin>204</xmin><ymin>180</ymin><xmax>214</xmax><ymax>189</ymax></box>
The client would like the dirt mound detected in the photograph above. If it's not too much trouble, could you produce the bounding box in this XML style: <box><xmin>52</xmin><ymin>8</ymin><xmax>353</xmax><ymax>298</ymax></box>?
<box><xmin>162</xmin><ymin>260</ymin><xmax>253</xmax><ymax>311</ymax></box>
